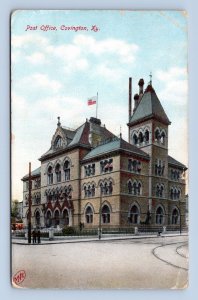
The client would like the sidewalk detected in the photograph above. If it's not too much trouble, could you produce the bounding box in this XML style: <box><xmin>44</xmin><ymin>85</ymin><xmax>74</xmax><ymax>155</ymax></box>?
<box><xmin>12</xmin><ymin>232</ymin><xmax>188</xmax><ymax>245</ymax></box>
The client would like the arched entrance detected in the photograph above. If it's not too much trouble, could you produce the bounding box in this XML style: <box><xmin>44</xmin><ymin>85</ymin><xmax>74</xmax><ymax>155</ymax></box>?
<box><xmin>35</xmin><ymin>210</ymin><xmax>40</xmax><ymax>227</ymax></box>
<box><xmin>62</xmin><ymin>209</ymin><xmax>69</xmax><ymax>226</ymax></box>
<box><xmin>46</xmin><ymin>210</ymin><xmax>52</xmax><ymax>227</ymax></box>
<box><xmin>54</xmin><ymin>210</ymin><xmax>60</xmax><ymax>227</ymax></box>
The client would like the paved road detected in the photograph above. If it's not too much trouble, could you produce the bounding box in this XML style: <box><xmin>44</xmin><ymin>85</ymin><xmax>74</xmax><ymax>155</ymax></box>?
<box><xmin>12</xmin><ymin>235</ymin><xmax>188</xmax><ymax>289</ymax></box>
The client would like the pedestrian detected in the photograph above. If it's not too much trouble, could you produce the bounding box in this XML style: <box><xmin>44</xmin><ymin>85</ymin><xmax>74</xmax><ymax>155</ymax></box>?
<box><xmin>32</xmin><ymin>230</ymin><xmax>37</xmax><ymax>244</ymax></box>
<box><xmin>37</xmin><ymin>230</ymin><xmax>41</xmax><ymax>244</ymax></box>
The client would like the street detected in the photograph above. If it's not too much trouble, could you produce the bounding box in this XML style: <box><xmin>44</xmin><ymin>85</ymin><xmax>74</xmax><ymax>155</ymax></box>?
<box><xmin>12</xmin><ymin>235</ymin><xmax>188</xmax><ymax>289</ymax></box>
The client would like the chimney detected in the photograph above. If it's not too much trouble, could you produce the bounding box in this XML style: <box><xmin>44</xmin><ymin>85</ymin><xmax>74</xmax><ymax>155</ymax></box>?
<box><xmin>138</xmin><ymin>78</ymin><xmax>144</xmax><ymax>100</ymax></box>
<box><xmin>133</xmin><ymin>93</ymin><xmax>139</xmax><ymax>112</ymax></box>
<box><xmin>129</xmin><ymin>77</ymin><xmax>132</xmax><ymax>122</ymax></box>
<box><xmin>57</xmin><ymin>116</ymin><xmax>61</xmax><ymax>127</ymax></box>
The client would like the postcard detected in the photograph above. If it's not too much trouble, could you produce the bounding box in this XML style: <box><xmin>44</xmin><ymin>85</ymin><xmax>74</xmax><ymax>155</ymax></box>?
<box><xmin>11</xmin><ymin>10</ymin><xmax>188</xmax><ymax>289</ymax></box>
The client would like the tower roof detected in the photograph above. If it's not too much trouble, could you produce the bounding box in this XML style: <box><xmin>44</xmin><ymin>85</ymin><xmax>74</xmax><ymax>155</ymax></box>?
<box><xmin>129</xmin><ymin>84</ymin><xmax>171</xmax><ymax>126</ymax></box>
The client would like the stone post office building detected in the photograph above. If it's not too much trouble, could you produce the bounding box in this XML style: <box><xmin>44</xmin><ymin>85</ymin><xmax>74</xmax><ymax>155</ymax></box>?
<box><xmin>22</xmin><ymin>79</ymin><xmax>187</xmax><ymax>230</ymax></box>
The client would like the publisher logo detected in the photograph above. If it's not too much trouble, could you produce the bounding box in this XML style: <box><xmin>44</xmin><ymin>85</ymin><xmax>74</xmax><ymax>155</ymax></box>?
<box><xmin>13</xmin><ymin>270</ymin><xmax>26</xmax><ymax>285</ymax></box>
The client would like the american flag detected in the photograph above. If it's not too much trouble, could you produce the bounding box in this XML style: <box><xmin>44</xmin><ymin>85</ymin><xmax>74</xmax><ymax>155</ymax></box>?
<box><xmin>87</xmin><ymin>96</ymin><xmax>97</xmax><ymax>106</ymax></box>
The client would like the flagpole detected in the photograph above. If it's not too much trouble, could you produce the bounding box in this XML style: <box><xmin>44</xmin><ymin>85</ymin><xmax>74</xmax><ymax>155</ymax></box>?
<box><xmin>96</xmin><ymin>92</ymin><xmax>98</xmax><ymax>118</ymax></box>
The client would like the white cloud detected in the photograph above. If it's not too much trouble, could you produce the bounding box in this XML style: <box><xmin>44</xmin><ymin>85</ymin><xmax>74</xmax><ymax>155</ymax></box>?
<box><xmin>155</xmin><ymin>67</ymin><xmax>188</xmax><ymax>106</ymax></box>
<box><xmin>26</xmin><ymin>52</ymin><xmax>47</xmax><ymax>64</ymax></box>
<box><xmin>12</xmin><ymin>33</ymin><xmax>49</xmax><ymax>48</ymax></box>
<box><xmin>21</xmin><ymin>73</ymin><xmax>62</xmax><ymax>93</ymax></box>
<box><xmin>73</xmin><ymin>35</ymin><xmax>139</xmax><ymax>63</ymax></box>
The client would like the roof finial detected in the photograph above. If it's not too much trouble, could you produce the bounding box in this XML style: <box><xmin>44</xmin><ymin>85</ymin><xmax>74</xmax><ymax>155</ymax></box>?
<box><xmin>57</xmin><ymin>116</ymin><xmax>61</xmax><ymax>127</ymax></box>
<box><xmin>149</xmin><ymin>72</ymin><xmax>152</xmax><ymax>86</ymax></box>
<box><xmin>120</xmin><ymin>125</ymin><xmax>122</xmax><ymax>139</ymax></box>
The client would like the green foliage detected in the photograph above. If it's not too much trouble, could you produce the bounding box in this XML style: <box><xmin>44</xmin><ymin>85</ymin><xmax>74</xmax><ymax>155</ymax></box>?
<box><xmin>62</xmin><ymin>226</ymin><xmax>76</xmax><ymax>235</ymax></box>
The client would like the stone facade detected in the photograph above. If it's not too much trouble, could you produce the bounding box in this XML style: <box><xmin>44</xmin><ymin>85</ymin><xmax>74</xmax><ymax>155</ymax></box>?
<box><xmin>22</xmin><ymin>80</ymin><xmax>187</xmax><ymax>231</ymax></box>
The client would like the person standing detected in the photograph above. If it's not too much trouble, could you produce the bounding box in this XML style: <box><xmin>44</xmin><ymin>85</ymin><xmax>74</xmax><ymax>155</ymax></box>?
<box><xmin>32</xmin><ymin>230</ymin><xmax>37</xmax><ymax>244</ymax></box>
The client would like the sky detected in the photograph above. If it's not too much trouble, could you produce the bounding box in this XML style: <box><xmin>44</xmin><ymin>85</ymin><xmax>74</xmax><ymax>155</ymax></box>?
<box><xmin>11</xmin><ymin>10</ymin><xmax>188</xmax><ymax>200</ymax></box>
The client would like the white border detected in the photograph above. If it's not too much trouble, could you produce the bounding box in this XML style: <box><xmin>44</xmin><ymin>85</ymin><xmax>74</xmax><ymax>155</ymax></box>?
<box><xmin>0</xmin><ymin>0</ymin><xmax>197</xmax><ymax>299</ymax></box>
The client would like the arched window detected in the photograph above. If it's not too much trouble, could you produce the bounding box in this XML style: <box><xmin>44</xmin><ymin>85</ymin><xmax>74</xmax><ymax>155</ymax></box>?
<box><xmin>109</xmin><ymin>181</ymin><xmax>113</xmax><ymax>195</ymax></box>
<box><xmin>133</xmin><ymin>181</ymin><xmax>137</xmax><ymax>195</ymax></box>
<box><xmin>100</xmin><ymin>183</ymin><xmax>104</xmax><ymax>195</ymax></box>
<box><xmin>139</xmin><ymin>132</ymin><xmax>144</xmax><ymax>144</ymax></box>
<box><xmin>170</xmin><ymin>187</ymin><xmax>174</xmax><ymax>199</ymax></box>
<box><xmin>160</xmin><ymin>185</ymin><xmax>164</xmax><ymax>198</ymax></box>
<box><xmin>87</xmin><ymin>185</ymin><xmax>91</xmax><ymax>197</ymax></box>
<box><xmin>177</xmin><ymin>189</ymin><xmax>181</xmax><ymax>199</ymax></box>
<box><xmin>35</xmin><ymin>210</ymin><xmax>40</xmax><ymax>226</ymax></box>
<box><xmin>46</xmin><ymin>210</ymin><xmax>52</xmax><ymax>227</ymax></box>
<box><xmin>155</xmin><ymin>129</ymin><xmax>160</xmax><ymax>142</ymax></box>
<box><xmin>63</xmin><ymin>209</ymin><xmax>69</xmax><ymax>226</ymax></box>
<box><xmin>54</xmin><ymin>210</ymin><xmax>60</xmax><ymax>226</ymax></box>
<box><xmin>47</xmin><ymin>166</ymin><xmax>53</xmax><ymax>185</ymax></box>
<box><xmin>102</xmin><ymin>205</ymin><xmax>110</xmax><ymax>224</ymax></box>
<box><xmin>137</xmin><ymin>182</ymin><xmax>142</xmax><ymax>195</ymax></box>
<box><xmin>104</xmin><ymin>182</ymin><xmax>108</xmax><ymax>195</ymax></box>
<box><xmin>55</xmin><ymin>135</ymin><xmax>62</xmax><ymax>148</ymax></box>
<box><xmin>145</xmin><ymin>130</ymin><xmax>149</xmax><ymax>143</ymax></box>
<box><xmin>156</xmin><ymin>207</ymin><xmax>164</xmax><ymax>224</ymax></box>
<box><xmin>55</xmin><ymin>163</ymin><xmax>61</xmax><ymax>183</ymax></box>
<box><xmin>128</xmin><ymin>181</ymin><xmax>132</xmax><ymax>194</ymax></box>
<box><xmin>85</xmin><ymin>206</ymin><xmax>93</xmax><ymax>224</ymax></box>
<box><xmin>84</xmin><ymin>186</ymin><xmax>88</xmax><ymax>198</ymax></box>
<box><xmin>63</xmin><ymin>160</ymin><xmax>70</xmax><ymax>181</ymax></box>
<box><xmin>161</xmin><ymin>131</ymin><xmax>165</xmax><ymax>144</ymax></box>
<box><xmin>133</xmin><ymin>134</ymin><xmax>138</xmax><ymax>145</ymax></box>
<box><xmin>128</xmin><ymin>205</ymin><xmax>139</xmax><ymax>224</ymax></box>
<box><xmin>91</xmin><ymin>184</ymin><xmax>95</xmax><ymax>197</ymax></box>
<box><xmin>172</xmin><ymin>208</ymin><xmax>179</xmax><ymax>224</ymax></box>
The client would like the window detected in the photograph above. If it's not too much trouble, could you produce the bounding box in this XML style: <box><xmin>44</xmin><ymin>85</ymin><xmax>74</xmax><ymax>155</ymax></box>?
<box><xmin>128</xmin><ymin>180</ymin><xmax>142</xmax><ymax>195</ymax></box>
<box><xmin>171</xmin><ymin>169</ymin><xmax>180</xmax><ymax>181</ymax></box>
<box><xmin>133</xmin><ymin>134</ymin><xmax>138</xmax><ymax>145</ymax></box>
<box><xmin>64</xmin><ymin>185</ymin><xmax>72</xmax><ymax>200</ymax></box>
<box><xmin>128</xmin><ymin>205</ymin><xmax>139</xmax><ymax>224</ymax></box>
<box><xmin>100</xmin><ymin>159</ymin><xmax>113</xmax><ymax>173</ymax></box>
<box><xmin>172</xmin><ymin>208</ymin><xmax>179</xmax><ymax>224</ymax></box>
<box><xmin>102</xmin><ymin>205</ymin><xmax>110</xmax><ymax>224</ymax></box>
<box><xmin>54</xmin><ymin>135</ymin><xmax>63</xmax><ymax>148</ymax></box>
<box><xmin>55</xmin><ymin>163</ymin><xmax>61</xmax><ymax>183</ymax></box>
<box><xmin>128</xmin><ymin>181</ymin><xmax>132</xmax><ymax>194</ymax></box>
<box><xmin>64</xmin><ymin>160</ymin><xmax>70</xmax><ymax>181</ymax></box>
<box><xmin>161</xmin><ymin>131</ymin><xmax>165</xmax><ymax>144</ymax></box>
<box><xmin>155</xmin><ymin>129</ymin><xmax>160</xmax><ymax>142</ymax></box>
<box><xmin>84</xmin><ymin>164</ymin><xmax>95</xmax><ymax>177</ymax></box>
<box><xmin>156</xmin><ymin>184</ymin><xmax>164</xmax><ymax>198</ymax></box>
<box><xmin>63</xmin><ymin>209</ymin><xmax>69</xmax><ymax>226</ymax></box>
<box><xmin>85</xmin><ymin>206</ymin><xmax>93</xmax><ymax>224</ymax></box>
<box><xmin>155</xmin><ymin>160</ymin><xmax>165</xmax><ymax>176</ymax></box>
<box><xmin>34</xmin><ymin>178</ymin><xmax>40</xmax><ymax>189</ymax></box>
<box><xmin>35</xmin><ymin>210</ymin><xmax>40</xmax><ymax>226</ymax></box>
<box><xmin>47</xmin><ymin>166</ymin><xmax>53</xmax><ymax>185</ymax></box>
<box><xmin>138</xmin><ymin>132</ymin><xmax>144</xmax><ymax>144</ymax></box>
<box><xmin>156</xmin><ymin>207</ymin><xmax>164</xmax><ymax>224</ymax></box>
<box><xmin>84</xmin><ymin>184</ymin><xmax>95</xmax><ymax>198</ymax></box>
<box><xmin>145</xmin><ymin>130</ymin><xmax>149</xmax><ymax>143</ymax></box>
<box><xmin>170</xmin><ymin>187</ymin><xmax>181</xmax><ymax>200</ymax></box>
<box><xmin>128</xmin><ymin>159</ymin><xmax>141</xmax><ymax>173</ymax></box>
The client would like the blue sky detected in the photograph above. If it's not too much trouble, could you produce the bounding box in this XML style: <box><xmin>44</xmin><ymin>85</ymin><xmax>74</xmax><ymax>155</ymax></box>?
<box><xmin>11</xmin><ymin>10</ymin><xmax>188</xmax><ymax>200</ymax></box>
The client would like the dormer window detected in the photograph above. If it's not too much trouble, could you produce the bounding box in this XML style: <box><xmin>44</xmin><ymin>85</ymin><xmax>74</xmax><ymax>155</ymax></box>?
<box><xmin>55</xmin><ymin>135</ymin><xmax>63</xmax><ymax>149</ymax></box>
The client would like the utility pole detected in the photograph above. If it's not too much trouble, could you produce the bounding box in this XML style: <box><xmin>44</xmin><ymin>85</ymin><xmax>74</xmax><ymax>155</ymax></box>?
<box><xmin>98</xmin><ymin>191</ymin><xmax>102</xmax><ymax>240</ymax></box>
<box><xmin>28</xmin><ymin>162</ymin><xmax>32</xmax><ymax>244</ymax></box>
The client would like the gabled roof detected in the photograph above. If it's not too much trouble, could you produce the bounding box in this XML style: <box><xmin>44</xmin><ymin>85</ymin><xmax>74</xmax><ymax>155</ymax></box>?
<box><xmin>129</xmin><ymin>84</ymin><xmax>171</xmax><ymax>126</ymax></box>
<box><xmin>168</xmin><ymin>155</ymin><xmax>187</xmax><ymax>170</ymax></box>
<box><xmin>82</xmin><ymin>137</ymin><xmax>149</xmax><ymax>161</ymax></box>
<box><xmin>39</xmin><ymin>118</ymin><xmax>116</xmax><ymax>161</ymax></box>
<box><xmin>22</xmin><ymin>166</ymin><xmax>41</xmax><ymax>181</ymax></box>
